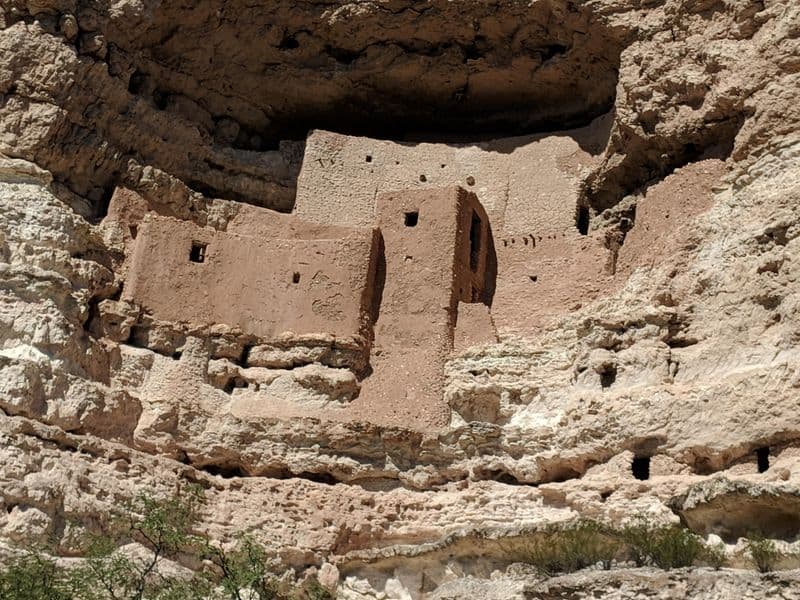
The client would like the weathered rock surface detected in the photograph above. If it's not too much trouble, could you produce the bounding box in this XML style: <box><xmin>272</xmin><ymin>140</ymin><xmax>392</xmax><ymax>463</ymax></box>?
<box><xmin>1</xmin><ymin>0</ymin><xmax>800</xmax><ymax>598</ymax></box>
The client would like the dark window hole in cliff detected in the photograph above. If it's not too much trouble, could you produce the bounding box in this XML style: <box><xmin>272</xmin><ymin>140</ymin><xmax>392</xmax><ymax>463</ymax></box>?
<box><xmin>171</xmin><ymin>351</ymin><xmax>182</xmax><ymax>361</ymax></box>
<box><xmin>529</xmin><ymin>275</ymin><xmax>538</xmax><ymax>282</ymax></box>
<box><xmin>404</xmin><ymin>211</ymin><xmax>419</xmax><ymax>227</ymax></box>
<box><xmin>203</xmin><ymin>464</ymin><xmax>248</xmax><ymax>479</ymax></box>
<box><xmin>267</xmin><ymin>468</ymin><xmax>338</xmax><ymax>485</ymax></box>
<box><xmin>279</xmin><ymin>34</ymin><xmax>300</xmax><ymax>50</ymax></box>
<box><xmin>128</xmin><ymin>70</ymin><xmax>145</xmax><ymax>94</ymax></box>
<box><xmin>756</xmin><ymin>447</ymin><xmax>770</xmax><ymax>473</ymax></box>
<box><xmin>469</xmin><ymin>212</ymin><xmax>482</xmax><ymax>272</ymax></box>
<box><xmin>152</xmin><ymin>89</ymin><xmax>169</xmax><ymax>110</ymax></box>
<box><xmin>240</xmin><ymin>345</ymin><xmax>252</xmax><ymax>367</ymax></box>
<box><xmin>632</xmin><ymin>456</ymin><xmax>650</xmax><ymax>480</ymax></box>
<box><xmin>463</xmin><ymin>36</ymin><xmax>487</xmax><ymax>61</ymax></box>
<box><xmin>576</xmin><ymin>205</ymin><xmax>590</xmax><ymax>235</ymax></box>
<box><xmin>666</xmin><ymin>337</ymin><xmax>698</xmax><ymax>349</ymax></box>
<box><xmin>189</xmin><ymin>242</ymin><xmax>207</xmax><ymax>263</ymax></box>
<box><xmin>466</xmin><ymin>175</ymin><xmax>476</xmax><ymax>187</ymax></box>
<box><xmin>292</xmin><ymin>272</ymin><xmax>301</xmax><ymax>284</ymax></box>
<box><xmin>365</xmin><ymin>155</ymin><xmax>372</xmax><ymax>163</ymax></box>
<box><xmin>541</xmin><ymin>44</ymin><xmax>569</xmax><ymax>61</ymax></box>
<box><xmin>600</xmin><ymin>365</ymin><xmax>616</xmax><ymax>389</ymax></box>
<box><xmin>129</xmin><ymin>225</ymin><xmax>138</xmax><ymax>239</ymax></box>
<box><xmin>223</xmin><ymin>378</ymin><xmax>248</xmax><ymax>394</ymax></box>
<box><xmin>326</xmin><ymin>45</ymin><xmax>359</xmax><ymax>65</ymax></box>
<box><xmin>419</xmin><ymin>174</ymin><xmax>427</xmax><ymax>182</ymax></box>
<box><xmin>474</xmin><ymin>468</ymin><xmax>523</xmax><ymax>485</ymax></box>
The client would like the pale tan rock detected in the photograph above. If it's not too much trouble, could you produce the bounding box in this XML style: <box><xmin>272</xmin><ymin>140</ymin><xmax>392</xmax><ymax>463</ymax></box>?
<box><xmin>0</xmin><ymin>2</ymin><xmax>800</xmax><ymax>598</ymax></box>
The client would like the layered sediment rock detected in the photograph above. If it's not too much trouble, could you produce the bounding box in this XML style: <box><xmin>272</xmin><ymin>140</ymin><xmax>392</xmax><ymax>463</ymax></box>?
<box><xmin>1</xmin><ymin>0</ymin><xmax>800</xmax><ymax>597</ymax></box>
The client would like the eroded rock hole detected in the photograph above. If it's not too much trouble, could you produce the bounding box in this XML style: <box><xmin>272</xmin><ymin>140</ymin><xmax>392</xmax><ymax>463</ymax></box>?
<box><xmin>756</xmin><ymin>447</ymin><xmax>770</xmax><ymax>473</ymax></box>
<box><xmin>292</xmin><ymin>271</ymin><xmax>301</xmax><ymax>284</ymax></box>
<box><xmin>128</xmin><ymin>70</ymin><xmax>146</xmax><ymax>94</ymax></box>
<box><xmin>404</xmin><ymin>211</ymin><xmax>419</xmax><ymax>227</ymax></box>
<box><xmin>203</xmin><ymin>464</ymin><xmax>248</xmax><ymax>478</ymax></box>
<box><xmin>465</xmin><ymin>175</ymin><xmax>476</xmax><ymax>187</ymax></box>
<box><xmin>223</xmin><ymin>377</ymin><xmax>248</xmax><ymax>394</ymax></box>
<box><xmin>600</xmin><ymin>365</ymin><xmax>616</xmax><ymax>388</ymax></box>
<box><xmin>632</xmin><ymin>456</ymin><xmax>650</xmax><ymax>480</ymax></box>
<box><xmin>129</xmin><ymin>225</ymin><xmax>138</xmax><ymax>239</ymax></box>
<box><xmin>279</xmin><ymin>34</ymin><xmax>300</xmax><ymax>50</ymax></box>
<box><xmin>189</xmin><ymin>242</ymin><xmax>207</xmax><ymax>263</ymax></box>
<box><xmin>529</xmin><ymin>275</ymin><xmax>538</xmax><ymax>282</ymax></box>
<box><xmin>152</xmin><ymin>89</ymin><xmax>168</xmax><ymax>110</ymax></box>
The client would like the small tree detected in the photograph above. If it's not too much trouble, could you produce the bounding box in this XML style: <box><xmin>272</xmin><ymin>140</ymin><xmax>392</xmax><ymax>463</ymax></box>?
<box><xmin>204</xmin><ymin>536</ymin><xmax>282</xmax><ymax>600</ymax></box>
<box><xmin>0</xmin><ymin>552</ymin><xmax>75</xmax><ymax>600</ymax></box>
<box><xmin>74</xmin><ymin>484</ymin><xmax>209</xmax><ymax>600</ymax></box>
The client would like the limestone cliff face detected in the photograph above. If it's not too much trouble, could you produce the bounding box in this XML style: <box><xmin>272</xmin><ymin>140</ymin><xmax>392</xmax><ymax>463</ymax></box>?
<box><xmin>1</xmin><ymin>1</ymin><xmax>800</xmax><ymax>598</ymax></box>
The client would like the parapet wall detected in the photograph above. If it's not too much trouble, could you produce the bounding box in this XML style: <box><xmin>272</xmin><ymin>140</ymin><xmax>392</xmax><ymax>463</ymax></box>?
<box><xmin>123</xmin><ymin>214</ymin><xmax>378</xmax><ymax>341</ymax></box>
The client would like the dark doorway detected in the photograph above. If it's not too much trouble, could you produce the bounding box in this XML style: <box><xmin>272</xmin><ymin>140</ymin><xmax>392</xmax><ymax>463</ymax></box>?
<box><xmin>756</xmin><ymin>447</ymin><xmax>770</xmax><ymax>473</ymax></box>
<box><xmin>576</xmin><ymin>205</ymin><xmax>590</xmax><ymax>235</ymax></box>
<box><xmin>189</xmin><ymin>242</ymin><xmax>207</xmax><ymax>263</ymax></box>
<box><xmin>469</xmin><ymin>211</ymin><xmax>482</xmax><ymax>271</ymax></box>
<box><xmin>632</xmin><ymin>456</ymin><xmax>650</xmax><ymax>480</ymax></box>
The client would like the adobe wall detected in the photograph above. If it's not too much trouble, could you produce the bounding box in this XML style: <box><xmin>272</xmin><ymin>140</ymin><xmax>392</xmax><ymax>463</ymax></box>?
<box><xmin>293</xmin><ymin>114</ymin><xmax>610</xmax><ymax>234</ymax></box>
<box><xmin>123</xmin><ymin>214</ymin><xmax>378</xmax><ymax>341</ymax></box>
<box><xmin>347</xmin><ymin>188</ymin><xmax>492</xmax><ymax>429</ymax></box>
<box><xmin>292</xmin><ymin>119</ymin><xmax>616</xmax><ymax>333</ymax></box>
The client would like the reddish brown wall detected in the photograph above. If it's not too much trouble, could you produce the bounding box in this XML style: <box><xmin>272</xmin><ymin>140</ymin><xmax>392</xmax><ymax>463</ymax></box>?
<box><xmin>124</xmin><ymin>215</ymin><xmax>378</xmax><ymax>341</ymax></box>
<box><xmin>348</xmin><ymin>187</ymin><xmax>493</xmax><ymax>429</ymax></box>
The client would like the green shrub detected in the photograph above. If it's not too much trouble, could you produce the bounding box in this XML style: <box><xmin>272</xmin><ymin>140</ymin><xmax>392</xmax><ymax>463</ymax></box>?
<box><xmin>647</xmin><ymin>526</ymin><xmax>705</xmax><ymax>569</ymax></box>
<box><xmin>702</xmin><ymin>542</ymin><xmax>727</xmax><ymax>570</ymax></box>
<box><xmin>204</xmin><ymin>535</ymin><xmax>283</xmax><ymax>600</ymax></box>
<box><xmin>301</xmin><ymin>577</ymin><xmax>333</xmax><ymax>600</ymax></box>
<box><xmin>746</xmin><ymin>536</ymin><xmax>780</xmax><ymax>573</ymax></box>
<box><xmin>618</xmin><ymin>519</ymin><xmax>704</xmax><ymax>569</ymax></box>
<box><xmin>519</xmin><ymin>521</ymin><xmax>620</xmax><ymax>576</ymax></box>
<box><xmin>0</xmin><ymin>486</ymin><xmax>317</xmax><ymax>600</ymax></box>
<box><xmin>0</xmin><ymin>552</ymin><xmax>75</xmax><ymax>600</ymax></box>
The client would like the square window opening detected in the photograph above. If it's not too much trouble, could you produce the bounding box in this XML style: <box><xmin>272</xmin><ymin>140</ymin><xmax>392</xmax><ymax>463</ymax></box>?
<box><xmin>189</xmin><ymin>242</ymin><xmax>207</xmax><ymax>263</ymax></box>
<box><xmin>404</xmin><ymin>211</ymin><xmax>419</xmax><ymax>227</ymax></box>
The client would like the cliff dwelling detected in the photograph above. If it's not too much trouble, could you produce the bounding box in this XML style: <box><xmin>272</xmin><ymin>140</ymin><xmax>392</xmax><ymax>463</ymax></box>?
<box><xmin>3</xmin><ymin>0</ymin><xmax>800</xmax><ymax>597</ymax></box>
<box><xmin>103</xmin><ymin>112</ymin><xmax>726</xmax><ymax>431</ymax></box>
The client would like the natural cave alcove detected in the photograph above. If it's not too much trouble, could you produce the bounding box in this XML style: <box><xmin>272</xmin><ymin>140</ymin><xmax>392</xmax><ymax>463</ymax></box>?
<box><xmin>55</xmin><ymin>0</ymin><xmax>626</xmax><ymax>211</ymax></box>
<box><xmin>115</xmin><ymin>0</ymin><xmax>623</xmax><ymax>146</ymax></box>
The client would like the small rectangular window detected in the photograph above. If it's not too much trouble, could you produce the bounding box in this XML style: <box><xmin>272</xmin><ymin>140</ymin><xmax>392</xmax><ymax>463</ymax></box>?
<box><xmin>404</xmin><ymin>211</ymin><xmax>419</xmax><ymax>227</ymax></box>
<box><xmin>189</xmin><ymin>242</ymin><xmax>207</xmax><ymax>263</ymax></box>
